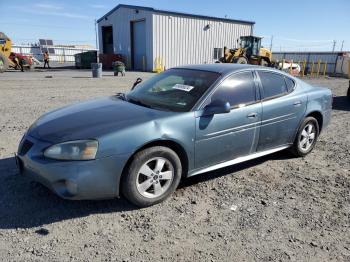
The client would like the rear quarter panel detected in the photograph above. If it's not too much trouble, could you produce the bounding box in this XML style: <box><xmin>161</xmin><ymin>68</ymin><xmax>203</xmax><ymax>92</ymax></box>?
<box><xmin>302</xmin><ymin>81</ymin><xmax>332</xmax><ymax>131</ymax></box>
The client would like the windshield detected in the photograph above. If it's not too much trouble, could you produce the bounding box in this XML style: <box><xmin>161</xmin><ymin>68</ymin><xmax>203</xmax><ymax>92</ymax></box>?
<box><xmin>127</xmin><ymin>68</ymin><xmax>220</xmax><ymax>112</ymax></box>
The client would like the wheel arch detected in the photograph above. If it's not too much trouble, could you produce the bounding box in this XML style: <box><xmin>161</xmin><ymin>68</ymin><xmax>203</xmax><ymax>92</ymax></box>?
<box><xmin>119</xmin><ymin>139</ymin><xmax>189</xmax><ymax>194</ymax></box>
<box><xmin>306</xmin><ymin>111</ymin><xmax>323</xmax><ymax>132</ymax></box>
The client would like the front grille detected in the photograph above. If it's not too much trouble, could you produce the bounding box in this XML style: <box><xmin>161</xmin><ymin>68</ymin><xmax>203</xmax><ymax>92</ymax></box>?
<box><xmin>18</xmin><ymin>139</ymin><xmax>34</xmax><ymax>156</ymax></box>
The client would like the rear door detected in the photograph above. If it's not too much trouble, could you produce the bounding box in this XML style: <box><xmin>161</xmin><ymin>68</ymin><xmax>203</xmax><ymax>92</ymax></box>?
<box><xmin>256</xmin><ymin>71</ymin><xmax>307</xmax><ymax>151</ymax></box>
<box><xmin>195</xmin><ymin>71</ymin><xmax>262</xmax><ymax>169</ymax></box>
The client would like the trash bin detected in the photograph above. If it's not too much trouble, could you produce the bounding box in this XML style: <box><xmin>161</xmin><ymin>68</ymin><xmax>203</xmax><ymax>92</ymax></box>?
<box><xmin>75</xmin><ymin>51</ymin><xmax>97</xmax><ymax>69</ymax></box>
<box><xmin>91</xmin><ymin>63</ymin><xmax>102</xmax><ymax>78</ymax></box>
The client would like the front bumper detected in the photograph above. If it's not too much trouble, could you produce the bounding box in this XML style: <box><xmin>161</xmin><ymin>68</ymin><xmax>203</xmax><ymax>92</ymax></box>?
<box><xmin>16</xmin><ymin>135</ymin><xmax>130</xmax><ymax>200</ymax></box>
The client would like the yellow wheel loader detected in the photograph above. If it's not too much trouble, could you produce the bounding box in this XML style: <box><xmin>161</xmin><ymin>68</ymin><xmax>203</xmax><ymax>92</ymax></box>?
<box><xmin>219</xmin><ymin>36</ymin><xmax>272</xmax><ymax>66</ymax></box>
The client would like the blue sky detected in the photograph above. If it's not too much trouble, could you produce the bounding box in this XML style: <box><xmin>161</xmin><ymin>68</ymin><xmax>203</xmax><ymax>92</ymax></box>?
<box><xmin>0</xmin><ymin>0</ymin><xmax>349</xmax><ymax>51</ymax></box>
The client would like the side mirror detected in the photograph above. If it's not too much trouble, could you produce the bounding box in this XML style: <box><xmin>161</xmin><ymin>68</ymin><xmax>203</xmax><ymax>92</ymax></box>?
<box><xmin>201</xmin><ymin>99</ymin><xmax>231</xmax><ymax>116</ymax></box>
<box><xmin>131</xmin><ymin>78</ymin><xmax>142</xmax><ymax>90</ymax></box>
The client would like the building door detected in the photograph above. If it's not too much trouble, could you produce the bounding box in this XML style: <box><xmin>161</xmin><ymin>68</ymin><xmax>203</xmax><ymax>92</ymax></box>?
<box><xmin>131</xmin><ymin>20</ymin><xmax>146</xmax><ymax>71</ymax></box>
<box><xmin>102</xmin><ymin>26</ymin><xmax>114</xmax><ymax>54</ymax></box>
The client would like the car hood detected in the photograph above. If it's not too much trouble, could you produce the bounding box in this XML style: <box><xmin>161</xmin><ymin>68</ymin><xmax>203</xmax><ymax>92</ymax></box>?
<box><xmin>28</xmin><ymin>96</ymin><xmax>173</xmax><ymax>143</ymax></box>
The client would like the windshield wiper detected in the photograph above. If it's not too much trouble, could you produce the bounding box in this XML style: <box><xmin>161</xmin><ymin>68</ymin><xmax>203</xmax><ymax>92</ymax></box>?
<box><xmin>128</xmin><ymin>97</ymin><xmax>153</xmax><ymax>109</ymax></box>
<box><xmin>115</xmin><ymin>92</ymin><xmax>127</xmax><ymax>101</ymax></box>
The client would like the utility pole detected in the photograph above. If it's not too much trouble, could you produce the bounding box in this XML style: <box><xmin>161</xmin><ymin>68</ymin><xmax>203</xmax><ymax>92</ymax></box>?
<box><xmin>94</xmin><ymin>19</ymin><xmax>99</xmax><ymax>63</ymax></box>
<box><xmin>269</xmin><ymin>35</ymin><xmax>273</xmax><ymax>51</ymax></box>
<box><xmin>340</xmin><ymin>40</ymin><xmax>344</xmax><ymax>52</ymax></box>
<box><xmin>332</xmin><ymin>40</ymin><xmax>336</xmax><ymax>52</ymax></box>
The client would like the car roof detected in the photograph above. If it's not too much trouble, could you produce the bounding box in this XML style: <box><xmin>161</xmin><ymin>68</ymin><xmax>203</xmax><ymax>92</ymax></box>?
<box><xmin>174</xmin><ymin>63</ymin><xmax>294</xmax><ymax>78</ymax></box>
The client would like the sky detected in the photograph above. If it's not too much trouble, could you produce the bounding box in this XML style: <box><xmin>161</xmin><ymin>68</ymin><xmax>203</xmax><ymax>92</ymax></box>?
<box><xmin>0</xmin><ymin>0</ymin><xmax>349</xmax><ymax>52</ymax></box>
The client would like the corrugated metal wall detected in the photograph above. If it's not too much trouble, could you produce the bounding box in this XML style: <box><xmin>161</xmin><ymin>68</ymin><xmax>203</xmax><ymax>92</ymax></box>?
<box><xmin>98</xmin><ymin>7</ymin><xmax>153</xmax><ymax>70</ymax></box>
<box><xmin>152</xmin><ymin>13</ymin><xmax>253</xmax><ymax>70</ymax></box>
<box><xmin>273</xmin><ymin>52</ymin><xmax>340</xmax><ymax>73</ymax></box>
<box><xmin>12</xmin><ymin>45</ymin><xmax>96</xmax><ymax>62</ymax></box>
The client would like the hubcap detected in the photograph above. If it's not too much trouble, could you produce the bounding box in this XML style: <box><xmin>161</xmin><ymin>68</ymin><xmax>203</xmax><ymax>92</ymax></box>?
<box><xmin>136</xmin><ymin>157</ymin><xmax>174</xmax><ymax>198</ymax></box>
<box><xmin>299</xmin><ymin>123</ymin><xmax>316</xmax><ymax>152</ymax></box>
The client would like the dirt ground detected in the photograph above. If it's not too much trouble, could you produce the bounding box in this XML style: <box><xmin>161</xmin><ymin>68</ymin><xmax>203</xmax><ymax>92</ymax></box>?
<box><xmin>0</xmin><ymin>69</ymin><xmax>349</xmax><ymax>262</ymax></box>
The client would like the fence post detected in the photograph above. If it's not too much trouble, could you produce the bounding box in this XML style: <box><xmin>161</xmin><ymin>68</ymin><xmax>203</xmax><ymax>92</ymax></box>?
<box><xmin>323</xmin><ymin>62</ymin><xmax>327</xmax><ymax>77</ymax></box>
<box><xmin>302</xmin><ymin>59</ymin><xmax>307</xmax><ymax>77</ymax></box>
<box><xmin>310</xmin><ymin>61</ymin><xmax>314</xmax><ymax>77</ymax></box>
<box><xmin>317</xmin><ymin>59</ymin><xmax>321</xmax><ymax>77</ymax></box>
<box><xmin>289</xmin><ymin>60</ymin><xmax>293</xmax><ymax>75</ymax></box>
<box><xmin>281</xmin><ymin>59</ymin><xmax>285</xmax><ymax>71</ymax></box>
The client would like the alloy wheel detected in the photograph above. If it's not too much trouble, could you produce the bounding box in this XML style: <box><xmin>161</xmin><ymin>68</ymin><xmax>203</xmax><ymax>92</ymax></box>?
<box><xmin>299</xmin><ymin>123</ymin><xmax>316</xmax><ymax>152</ymax></box>
<box><xmin>136</xmin><ymin>157</ymin><xmax>174</xmax><ymax>198</ymax></box>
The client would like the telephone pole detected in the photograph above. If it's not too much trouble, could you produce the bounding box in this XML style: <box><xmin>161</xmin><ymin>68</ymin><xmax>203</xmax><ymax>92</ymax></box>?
<box><xmin>340</xmin><ymin>40</ymin><xmax>344</xmax><ymax>52</ymax></box>
<box><xmin>332</xmin><ymin>40</ymin><xmax>336</xmax><ymax>52</ymax></box>
<box><xmin>94</xmin><ymin>19</ymin><xmax>99</xmax><ymax>63</ymax></box>
<box><xmin>269</xmin><ymin>35</ymin><xmax>273</xmax><ymax>51</ymax></box>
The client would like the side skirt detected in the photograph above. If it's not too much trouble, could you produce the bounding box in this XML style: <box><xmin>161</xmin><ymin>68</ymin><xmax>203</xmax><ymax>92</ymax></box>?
<box><xmin>188</xmin><ymin>145</ymin><xmax>290</xmax><ymax>177</ymax></box>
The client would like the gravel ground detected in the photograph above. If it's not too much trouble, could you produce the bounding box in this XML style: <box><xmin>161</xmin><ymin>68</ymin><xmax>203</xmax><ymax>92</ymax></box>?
<box><xmin>0</xmin><ymin>69</ymin><xmax>349</xmax><ymax>261</ymax></box>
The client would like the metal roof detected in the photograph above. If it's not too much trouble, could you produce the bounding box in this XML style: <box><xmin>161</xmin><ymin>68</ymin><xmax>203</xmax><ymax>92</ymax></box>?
<box><xmin>96</xmin><ymin>4</ymin><xmax>255</xmax><ymax>25</ymax></box>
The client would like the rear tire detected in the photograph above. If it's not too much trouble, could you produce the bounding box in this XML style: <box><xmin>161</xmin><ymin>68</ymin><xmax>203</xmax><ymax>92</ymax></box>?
<box><xmin>347</xmin><ymin>86</ymin><xmax>350</xmax><ymax>102</ymax></box>
<box><xmin>121</xmin><ymin>146</ymin><xmax>182</xmax><ymax>207</ymax></box>
<box><xmin>290</xmin><ymin>117</ymin><xmax>319</xmax><ymax>157</ymax></box>
<box><xmin>0</xmin><ymin>53</ymin><xmax>9</xmax><ymax>73</ymax></box>
<box><xmin>235</xmin><ymin>56</ymin><xmax>248</xmax><ymax>64</ymax></box>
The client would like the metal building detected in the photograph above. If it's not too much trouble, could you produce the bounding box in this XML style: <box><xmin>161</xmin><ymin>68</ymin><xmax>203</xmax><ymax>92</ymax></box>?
<box><xmin>97</xmin><ymin>4</ymin><xmax>254</xmax><ymax>71</ymax></box>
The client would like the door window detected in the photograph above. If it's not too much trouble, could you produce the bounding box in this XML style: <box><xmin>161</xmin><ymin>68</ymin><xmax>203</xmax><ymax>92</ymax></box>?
<box><xmin>258</xmin><ymin>71</ymin><xmax>288</xmax><ymax>99</ymax></box>
<box><xmin>210</xmin><ymin>71</ymin><xmax>257</xmax><ymax>108</ymax></box>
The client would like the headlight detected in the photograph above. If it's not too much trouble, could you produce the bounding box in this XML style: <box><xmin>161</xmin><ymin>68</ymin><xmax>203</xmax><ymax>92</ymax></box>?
<box><xmin>44</xmin><ymin>140</ymin><xmax>98</xmax><ymax>160</ymax></box>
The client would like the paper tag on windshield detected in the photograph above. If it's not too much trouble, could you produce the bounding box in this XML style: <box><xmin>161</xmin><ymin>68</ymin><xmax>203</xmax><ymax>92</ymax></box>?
<box><xmin>172</xmin><ymin>84</ymin><xmax>194</xmax><ymax>92</ymax></box>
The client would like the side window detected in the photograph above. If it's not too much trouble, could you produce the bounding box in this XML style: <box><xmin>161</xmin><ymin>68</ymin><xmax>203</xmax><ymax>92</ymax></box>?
<box><xmin>210</xmin><ymin>71</ymin><xmax>257</xmax><ymax>108</ymax></box>
<box><xmin>258</xmin><ymin>71</ymin><xmax>288</xmax><ymax>99</ymax></box>
<box><xmin>213</xmin><ymin>48</ymin><xmax>223</xmax><ymax>60</ymax></box>
<box><xmin>284</xmin><ymin>76</ymin><xmax>295</xmax><ymax>92</ymax></box>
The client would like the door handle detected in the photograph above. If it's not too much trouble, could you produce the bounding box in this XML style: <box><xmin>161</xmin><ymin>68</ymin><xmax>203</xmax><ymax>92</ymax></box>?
<box><xmin>247</xmin><ymin>112</ymin><xmax>258</xmax><ymax>118</ymax></box>
<box><xmin>293</xmin><ymin>101</ymin><xmax>302</xmax><ymax>106</ymax></box>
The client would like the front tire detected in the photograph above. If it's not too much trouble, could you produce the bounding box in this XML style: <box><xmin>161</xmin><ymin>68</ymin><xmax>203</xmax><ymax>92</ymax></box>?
<box><xmin>290</xmin><ymin>117</ymin><xmax>319</xmax><ymax>157</ymax></box>
<box><xmin>121</xmin><ymin>146</ymin><xmax>182</xmax><ymax>207</ymax></box>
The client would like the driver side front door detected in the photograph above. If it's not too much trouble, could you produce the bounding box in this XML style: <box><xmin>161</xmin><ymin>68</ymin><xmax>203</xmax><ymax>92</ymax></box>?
<box><xmin>194</xmin><ymin>71</ymin><xmax>262</xmax><ymax>170</ymax></box>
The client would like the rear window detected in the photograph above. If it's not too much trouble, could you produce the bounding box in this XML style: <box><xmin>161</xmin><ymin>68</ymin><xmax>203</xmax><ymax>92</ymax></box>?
<box><xmin>284</xmin><ymin>77</ymin><xmax>295</xmax><ymax>92</ymax></box>
<box><xmin>258</xmin><ymin>71</ymin><xmax>288</xmax><ymax>99</ymax></box>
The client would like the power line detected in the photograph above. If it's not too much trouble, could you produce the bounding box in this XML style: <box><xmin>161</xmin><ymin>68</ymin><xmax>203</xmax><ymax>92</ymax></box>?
<box><xmin>0</xmin><ymin>22</ymin><xmax>92</xmax><ymax>30</ymax></box>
